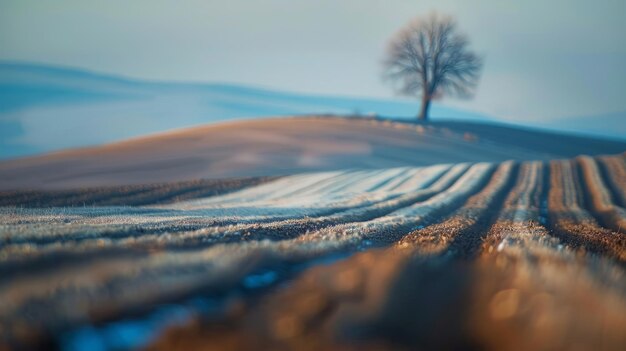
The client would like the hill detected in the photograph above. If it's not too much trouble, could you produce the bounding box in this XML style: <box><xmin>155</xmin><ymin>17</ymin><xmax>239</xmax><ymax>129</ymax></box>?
<box><xmin>4</xmin><ymin>62</ymin><xmax>625</xmax><ymax>161</ymax></box>
<box><xmin>1</xmin><ymin>116</ymin><xmax>625</xmax><ymax>190</ymax></box>
<box><xmin>0</xmin><ymin>62</ymin><xmax>492</xmax><ymax>159</ymax></box>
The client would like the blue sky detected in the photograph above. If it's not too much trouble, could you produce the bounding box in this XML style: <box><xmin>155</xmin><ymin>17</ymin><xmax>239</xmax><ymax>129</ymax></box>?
<box><xmin>1</xmin><ymin>0</ymin><xmax>625</xmax><ymax>123</ymax></box>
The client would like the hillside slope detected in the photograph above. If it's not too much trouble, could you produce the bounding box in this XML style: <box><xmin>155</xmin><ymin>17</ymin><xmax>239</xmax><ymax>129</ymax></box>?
<box><xmin>4</xmin><ymin>62</ymin><xmax>625</xmax><ymax>161</ymax></box>
<box><xmin>1</xmin><ymin>116</ymin><xmax>625</xmax><ymax>190</ymax></box>
<box><xmin>0</xmin><ymin>62</ymin><xmax>491</xmax><ymax>159</ymax></box>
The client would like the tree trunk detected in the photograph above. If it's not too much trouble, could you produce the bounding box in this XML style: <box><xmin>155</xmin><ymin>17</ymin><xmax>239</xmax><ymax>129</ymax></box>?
<box><xmin>418</xmin><ymin>94</ymin><xmax>431</xmax><ymax>121</ymax></box>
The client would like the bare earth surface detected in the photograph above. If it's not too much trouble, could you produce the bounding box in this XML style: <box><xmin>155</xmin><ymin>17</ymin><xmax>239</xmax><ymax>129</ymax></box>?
<box><xmin>0</xmin><ymin>118</ymin><xmax>625</xmax><ymax>350</ymax></box>
<box><xmin>1</xmin><ymin>116</ymin><xmax>625</xmax><ymax>190</ymax></box>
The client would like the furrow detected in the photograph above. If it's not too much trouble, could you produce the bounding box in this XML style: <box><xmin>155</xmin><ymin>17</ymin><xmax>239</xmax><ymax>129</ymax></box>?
<box><xmin>268</xmin><ymin>171</ymin><xmax>369</xmax><ymax>200</ymax></box>
<box><xmin>0</xmin><ymin>186</ymin><xmax>399</xmax><ymax>249</ymax></box>
<box><xmin>368</xmin><ymin>167</ymin><xmax>415</xmax><ymax>192</ymax></box>
<box><xmin>596</xmin><ymin>154</ymin><xmax>626</xmax><ymax>208</ymax></box>
<box><xmin>547</xmin><ymin>160</ymin><xmax>626</xmax><ymax>262</ymax></box>
<box><xmin>470</xmin><ymin>161</ymin><xmax>626</xmax><ymax>351</ymax></box>
<box><xmin>577</xmin><ymin>156</ymin><xmax>626</xmax><ymax>233</ymax></box>
<box><xmin>480</xmin><ymin>161</ymin><xmax>551</xmax><ymax>254</ymax></box>
<box><xmin>478</xmin><ymin>160</ymin><xmax>623</xmax><ymax>277</ymax></box>
<box><xmin>0</xmin><ymin>187</ymin><xmax>150</xmax><ymax>208</ymax></box>
<box><xmin>0</xmin><ymin>186</ymin><xmax>390</xmax><ymax>246</ymax></box>
<box><xmin>0</xmin><ymin>164</ymin><xmax>464</xmax><ymax>275</ymax></box>
<box><xmin>392</xmin><ymin>165</ymin><xmax>446</xmax><ymax>192</ymax></box>
<box><xmin>295</xmin><ymin>162</ymin><xmax>495</xmax><ymax>248</ymax></box>
<box><xmin>397</xmin><ymin>161</ymin><xmax>517</xmax><ymax>257</ymax></box>
<box><xmin>0</xmin><ymin>164</ymin><xmax>491</xmax><ymax>341</ymax></box>
<box><xmin>321</xmin><ymin>169</ymin><xmax>387</xmax><ymax>194</ymax></box>
<box><xmin>288</xmin><ymin>171</ymin><xmax>369</xmax><ymax>198</ymax></box>
<box><xmin>350</xmin><ymin>168</ymin><xmax>409</xmax><ymax>193</ymax></box>
<box><xmin>62</xmin><ymin>183</ymin><xmax>195</xmax><ymax>207</ymax></box>
<box><xmin>92</xmin><ymin>182</ymin><xmax>219</xmax><ymax>206</ymax></box>
<box><xmin>189</xmin><ymin>171</ymin><xmax>343</xmax><ymax>204</ymax></box>
<box><xmin>0</xmin><ymin>177</ymin><xmax>275</xmax><ymax>208</ymax></box>
<box><xmin>145</xmin><ymin>162</ymin><xmax>626</xmax><ymax>351</ymax></box>
<box><xmin>0</xmin><ymin>165</ymin><xmax>452</xmax><ymax>247</ymax></box>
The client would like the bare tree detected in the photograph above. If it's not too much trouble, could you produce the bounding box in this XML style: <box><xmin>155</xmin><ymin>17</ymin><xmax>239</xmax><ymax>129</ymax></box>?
<box><xmin>384</xmin><ymin>13</ymin><xmax>482</xmax><ymax>121</ymax></box>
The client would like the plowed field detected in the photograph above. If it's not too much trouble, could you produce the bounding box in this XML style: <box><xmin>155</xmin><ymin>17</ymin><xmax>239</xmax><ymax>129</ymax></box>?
<box><xmin>2</xmin><ymin>153</ymin><xmax>625</xmax><ymax>350</ymax></box>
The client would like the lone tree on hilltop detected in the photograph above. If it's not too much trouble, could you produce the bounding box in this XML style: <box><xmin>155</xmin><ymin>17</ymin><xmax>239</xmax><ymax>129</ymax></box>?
<box><xmin>384</xmin><ymin>13</ymin><xmax>482</xmax><ymax>121</ymax></box>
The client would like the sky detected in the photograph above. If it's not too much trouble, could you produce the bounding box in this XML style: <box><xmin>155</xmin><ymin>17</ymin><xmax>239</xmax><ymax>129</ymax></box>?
<box><xmin>1</xmin><ymin>0</ymin><xmax>625</xmax><ymax>123</ymax></box>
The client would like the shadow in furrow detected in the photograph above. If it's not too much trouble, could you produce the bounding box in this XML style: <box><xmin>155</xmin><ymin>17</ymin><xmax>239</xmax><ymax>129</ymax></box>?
<box><xmin>0</xmin><ymin>167</ymin><xmax>462</xmax><ymax>285</ymax></box>
<box><xmin>445</xmin><ymin>163</ymin><xmax>521</xmax><ymax>260</ymax></box>
<box><xmin>595</xmin><ymin>158</ymin><xmax>625</xmax><ymax>208</ymax></box>
<box><xmin>575</xmin><ymin>158</ymin><xmax>626</xmax><ymax>234</ymax></box>
<box><xmin>575</xmin><ymin>159</ymin><xmax>605</xmax><ymax>226</ymax></box>
<box><xmin>545</xmin><ymin>161</ymin><xmax>626</xmax><ymax>263</ymax></box>
<box><xmin>0</xmin><ymin>177</ymin><xmax>275</xmax><ymax>208</ymax></box>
